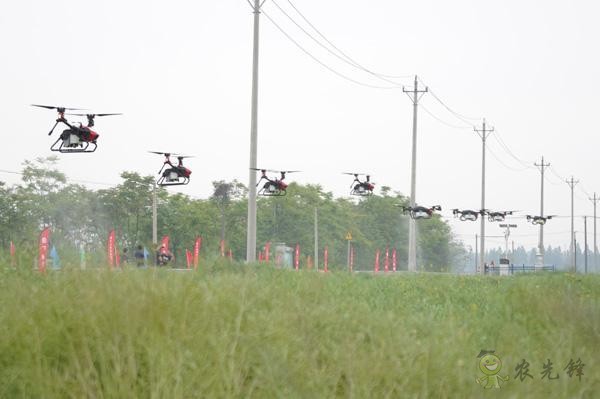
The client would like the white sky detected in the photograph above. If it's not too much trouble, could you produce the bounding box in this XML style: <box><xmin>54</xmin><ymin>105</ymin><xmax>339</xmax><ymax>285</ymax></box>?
<box><xmin>1</xmin><ymin>0</ymin><xmax>599</xmax><ymax>251</ymax></box>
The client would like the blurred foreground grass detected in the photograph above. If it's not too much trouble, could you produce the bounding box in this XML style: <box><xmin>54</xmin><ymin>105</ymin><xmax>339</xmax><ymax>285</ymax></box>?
<box><xmin>0</xmin><ymin>264</ymin><xmax>598</xmax><ymax>398</ymax></box>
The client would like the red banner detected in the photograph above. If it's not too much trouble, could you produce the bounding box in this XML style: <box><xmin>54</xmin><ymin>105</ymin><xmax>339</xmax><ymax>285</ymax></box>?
<box><xmin>10</xmin><ymin>241</ymin><xmax>15</xmax><ymax>266</ymax></box>
<box><xmin>161</xmin><ymin>236</ymin><xmax>170</xmax><ymax>252</ymax></box>
<box><xmin>38</xmin><ymin>227</ymin><xmax>51</xmax><ymax>273</ymax></box>
<box><xmin>374</xmin><ymin>249</ymin><xmax>380</xmax><ymax>272</ymax></box>
<box><xmin>186</xmin><ymin>249</ymin><xmax>192</xmax><ymax>269</ymax></box>
<box><xmin>324</xmin><ymin>246</ymin><xmax>328</xmax><ymax>272</ymax></box>
<box><xmin>265</xmin><ymin>241</ymin><xmax>271</xmax><ymax>262</ymax></box>
<box><xmin>193</xmin><ymin>237</ymin><xmax>201</xmax><ymax>269</ymax></box>
<box><xmin>384</xmin><ymin>246</ymin><xmax>389</xmax><ymax>272</ymax></box>
<box><xmin>294</xmin><ymin>244</ymin><xmax>300</xmax><ymax>270</ymax></box>
<box><xmin>107</xmin><ymin>229</ymin><xmax>116</xmax><ymax>268</ymax></box>
<box><xmin>392</xmin><ymin>247</ymin><xmax>397</xmax><ymax>272</ymax></box>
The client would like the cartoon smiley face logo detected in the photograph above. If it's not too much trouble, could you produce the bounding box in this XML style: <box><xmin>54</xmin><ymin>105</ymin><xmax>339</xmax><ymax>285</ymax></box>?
<box><xmin>479</xmin><ymin>353</ymin><xmax>502</xmax><ymax>375</ymax></box>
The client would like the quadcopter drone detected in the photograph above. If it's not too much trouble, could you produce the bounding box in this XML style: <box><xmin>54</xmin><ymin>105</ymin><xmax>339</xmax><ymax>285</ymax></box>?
<box><xmin>526</xmin><ymin>215</ymin><xmax>554</xmax><ymax>225</ymax></box>
<box><xmin>150</xmin><ymin>151</ymin><xmax>193</xmax><ymax>186</ymax></box>
<box><xmin>343</xmin><ymin>172</ymin><xmax>375</xmax><ymax>196</ymax></box>
<box><xmin>252</xmin><ymin>169</ymin><xmax>299</xmax><ymax>197</ymax></box>
<box><xmin>452</xmin><ymin>209</ymin><xmax>483</xmax><ymax>222</ymax></box>
<box><xmin>32</xmin><ymin>104</ymin><xmax>121</xmax><ymax>153</ymax></box>
<box><xmin>401</xmin><ymin>205</ymin><xmax>442</xmax><ymax>220</ymax></box>
<box><xmin>487</xmin><ymin>210</ymin><xmax>515</xmax><ymax>223</ymax></box>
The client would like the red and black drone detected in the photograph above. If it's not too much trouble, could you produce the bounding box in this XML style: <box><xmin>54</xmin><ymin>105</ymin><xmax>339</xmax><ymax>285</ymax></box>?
<box><xmin>150</xmin><ymin>151</ymin><xmax>193</xmax><ymax>186</ymax></box>
<box><xmin>453</xmin><ymin>209</ymin><xmax>483</xmax><ymax>222</ymax></box>
<box><xmin>526</xmin><ymin>215</ymin><xmax>554</xmax><ymax>225</ymax></box>
<box><xmin>343</xmin><ymin>172</ymin><xmax>375</xmax><ymax>196</ymax></box>
<box><xmin>401</xmin><ymin>205</ymin><xmax>442</xmax><ymax>220</ymax></box>
<box><xmin>32</xmin><ymin>104</ymin><xmax>121</xmax><ymax>153</ymax></box>
<box><xmin>252</xmin><ymin>169</ymin><xmax>299</xmax><ymax>197</ymax></box>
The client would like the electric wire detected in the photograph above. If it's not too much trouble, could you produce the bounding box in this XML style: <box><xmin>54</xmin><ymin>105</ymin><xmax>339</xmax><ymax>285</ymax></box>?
<box><xmin>491</xmin><ymin>129</ymin><xmax>536</xmax><ymax>170</ymax></box>
<box><xmin>420</xmin><ymin>104</ymin><xmax>473</xmax><ymax>130</ymax></box>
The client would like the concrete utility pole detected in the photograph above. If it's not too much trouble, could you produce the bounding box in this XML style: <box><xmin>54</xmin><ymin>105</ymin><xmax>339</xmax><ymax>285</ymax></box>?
<box><xmin>534</xmin><ymin>157</ymin><xmax>550</xmax><ymax>266</ymax></box>
<box><xmin>246</xmin><ymin>0</ymin><xmax>264</xmax><ymax>263</ymax></box>
<box><xmin>152</xmin><ymin>182</ymin><xmax>157</xmax><ymax>245</ymax></box>
<box><xmin>474</xmin><ymin>119</ymin><xmax>494</xmax><ymax>273</ymax></box>
<box><xmin>566</xmin><ymin>176</ymin><xmax>579</xmax><ymax>272</ymax></box>
<box><xmin>590</xmin><ymin>192</ymin><xmax>599</xmax><ymax>271</ymax></box>
<box><xmin>314</xmin><ymin>207</ymin><xmax>319</xmax><ymax>271</ymax></box>
<box><xmin>584</xmin><ymin>216</ymin><xmax>588</xmax><ymax>274</ymax></box>
<box><xmin>403</xmin><ymin>75</ymin><xmax>427</xmax><ymax>272</ymax></box>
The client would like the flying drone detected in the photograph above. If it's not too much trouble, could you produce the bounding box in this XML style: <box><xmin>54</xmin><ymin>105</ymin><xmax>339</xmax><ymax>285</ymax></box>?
<box><xmin>401</xmin><ymin>205</ymin><xmax>442</xmax><ymax>220</ymax></box>
<box><xmin>343</xmin><ymin>173</ymin><xmax>375</xmax><ymax>196</ymax></box>
<box><xmin>487</xmin><ymin>210</ymin><xmax>515</xmax><ymax>222</ymax></box>
<box><xmin>452</xmin><ymin>209</ymin><xmax>482</xmax><ymax>222</ymax></box>
<box><xmin>150</xmin><ymin>151</ymin><xmax>193</xmax><ymax>186</ymax></box>
<box><xmin>32</xmin><ymin>104</ymin><xmax>121</xmax><ymax>153</ymax></box>
<box><xmin>252</xmin><ymin>169</ymin><xmax>299</xmax><ymax>197</ymax></box>
<box><xmin>526</xmin><ymin>215</ymin><xmax>554</xmax><ymax>225</ymax></box>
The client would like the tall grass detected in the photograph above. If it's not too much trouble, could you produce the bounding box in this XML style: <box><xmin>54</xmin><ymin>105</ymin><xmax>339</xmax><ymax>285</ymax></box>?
<box><xmin>0</xmin><ymin>264</ymin><xmax>598</xmax><ymax>398</ymax></box>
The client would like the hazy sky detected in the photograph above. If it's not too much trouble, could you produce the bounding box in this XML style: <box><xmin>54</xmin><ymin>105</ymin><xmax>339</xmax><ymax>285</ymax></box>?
<box><xmin>1</xmin><ymin>0</ymin><xmax>599</xmax><ymax>252</ymax></box>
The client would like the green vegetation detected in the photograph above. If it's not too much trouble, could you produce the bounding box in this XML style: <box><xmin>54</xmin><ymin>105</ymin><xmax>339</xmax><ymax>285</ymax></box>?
<box><xmin>0</xmin><ymin>266</ymin><xmax>598</xmax><ymax>398</ymax></box>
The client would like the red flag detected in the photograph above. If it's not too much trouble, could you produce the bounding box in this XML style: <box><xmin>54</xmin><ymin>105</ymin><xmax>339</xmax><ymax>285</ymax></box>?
<box><xmin>384</xmin><ymin>246</ymin><xmax>389</xmax><ymax>272</ymax></box>
<box><xmin>193</xmin><ymin>237</ymin><xmax>201</xmax><ymax>269</ymax></box>
<box><xmin>186</xmin><ymin>249</ymin><xmax>192</xmax><ymax>269</ymax></box>
<box><xmin>220</xmin><ymin>239</ymin><xmax>225</xmax><ymax>257</ymax></box>
<box><xmin>265</xmin><ymin>241</ymin><xmax>271</xmax><ymax>262</ymax></box>
<box><xmin>161</xmin><ymin>236</ymin><xmax>170</xmax><ymax>252</ymax></box>
<box><xmin>324</xmin><ymin>246</ymin><xmax>328</xmax><ymax>272</ymax></box>
<box><xmin>392</xmin><ymin>247</ymin><xmax>397</xmax><ymax>272</ymax></box>
<box><xmin>349</xmin><ymin>244</ymin><xmax>354</xmax><ymax>272</ymax></box>
<box><xmin>374</xmin><ymin>249</ymin><xmax>380</xmax><ymax>272</ymax></box>
<box><xmin>107</xmin><ymin>229</ymin><xmax>116</xmax><ymax>268</ymax></box>
<box><xmin>10</xmin><ymin>241</ymin><xmax>15</xmax><ymax>266</ymax></box>
<box><xmin>294</xmin><ymin>244</ymin><xmax>300</xmax><ymax>270</ymax></box>
<box><xmin>38</xmin><ymin>227</ymin><xmax>51</xmax><ymax>273</ymax></box>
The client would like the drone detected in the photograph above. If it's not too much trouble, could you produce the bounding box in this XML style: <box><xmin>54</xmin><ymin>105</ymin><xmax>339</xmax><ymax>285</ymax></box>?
<box><xmin>32</xmin><ymin>104</ymin><xmax>121</xmax><ymax>153</ymax></box>
<box><xmin>150</xmin><ymin>151</ymin><xmax>193</xmax><ymax>186</ymax></box>
<box><xmin>343</xmin><ymin>173</ymin><xmax>375</xmax><ymax>196</ymax></box>
<box><xmin>452</xmin><ymin>209</ymin><xmax>483</xmax><ymax>222</ymax></box>
<box><xmin>487</xmin><ymin>210</ymin><xmax>515</xmax><ymax>223</ymax></box>
<box><xmin>526</xmin><ymin>215</ymin><xmax>554</xmax><ymax>225</ymax></box>
<box><xmin>252</xmin><ymin>169</ymin><xmax>299</xmax><ymax>197</ymax></box>
<box><xmin>401</xmin><ymin>205</ymin><xmax>442</xmax><ymax>220</ymax></box>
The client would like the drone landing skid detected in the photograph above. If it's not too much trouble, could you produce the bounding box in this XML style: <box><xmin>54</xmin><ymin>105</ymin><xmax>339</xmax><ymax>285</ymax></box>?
<box><xmin>350</xmin><ymin>189</ymin><xmax>372</xmax><ymax>197</ymax></box>
<box><xmin>157</xmin><ymin>176</ymin><xmax>190</xmax><ymax>187</ymax></box>
<box><xmin>50</xmin><ymin>137</ymin><xmax>97</xmax><ymax>153</ymax></box>
<box><xmin>258</xmin><ymin>188</ymin><xmax>286</xmax><ymax>197</ymax></box>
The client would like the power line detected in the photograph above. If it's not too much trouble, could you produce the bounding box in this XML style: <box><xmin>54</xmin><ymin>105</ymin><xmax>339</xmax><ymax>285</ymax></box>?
<box><xmin>420</xmin><ymin>104</ymin><xmax>472</xmax><ymax>130</ymax></box>
<box><xmin>490</xmin><ymin>129</ymin><xmax>535</xmax><ymax>170</ymax></box>
<box><xmin>262</xmin><ymin>10</ymin><xmax>401</xmax><ymax>90</ymax></box>
<box><xmin>269</xmin><ymin>0</ymin><xmax>409</xmax><ymax>87</ymax></box>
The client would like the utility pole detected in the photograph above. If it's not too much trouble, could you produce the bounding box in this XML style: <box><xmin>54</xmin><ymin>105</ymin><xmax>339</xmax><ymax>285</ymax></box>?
<box><xmin>246</xmin><ymin>0</ymin><xmax>264</xmax><ymax>263</ymax></box>
<box><xmin>534</xmin><ymin>157</ymin><xmax>550</xmax><ymax>266</ymax></box>
<box><xmin>314</xmin><ymin>207</ymin><xmax>319</xmax><ymax>271</ymax></box>
<box><xmin>584</xmin><ymin>216</ymin><xmax>588</xmax><ymax>274</ymax></box>
<box><xmin>403</xmin><ymin>75</ymin><xmax>427</xmax><ymax>272</ymax></box>
<box><xmin>566</xmin><ymin>177</ymin><xmax>579</xmax><ymax>272</ymax></box>
<box><xmin>474</xmin><ymin>119</ymin><xmax>494</xmax><ymax>273</ymax></box>
<box><xmin>590</xmin><ymin>192</ymin><xmax>599</xmax><ymax>271</ymax></box>
<box><xmin>152</xmin><ymin>182</ymin><xmax>157</xmax><ymax>245</ymax></box>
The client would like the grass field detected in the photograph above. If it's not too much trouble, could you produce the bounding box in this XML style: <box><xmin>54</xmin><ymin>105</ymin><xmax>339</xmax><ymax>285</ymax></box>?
<box><xmin>0</xmin><ymin>263</ymin><xmax>598</xmax><ymax>398</ymax></box>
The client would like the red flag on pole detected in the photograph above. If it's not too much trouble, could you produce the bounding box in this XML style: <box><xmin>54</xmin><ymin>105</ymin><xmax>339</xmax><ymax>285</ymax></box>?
<box><xmin>161</xmin><ymin>236</ymin><xmax>170</xmax><ymax>251</ymax></box>
<box><xmin>392</xmin><ymin>247</ymin><xmax>397</xmax><ymax>272</ymax></box>
<box><xmin>186</xmin><ymin>249</ymin><xmax>192</xmax><ymax>269</ymax></box>
<box><xmin>10</xmin><ymin>241</ymin><xmax>15</xmax><ymax>266</ymax></box>
<box><xmin>294</xmin><ymin>244</ymin><xmax>300</xmax><ymax>270</ymax></box>
<box><xmin>374</xmin><ymin>249</ymin><xmax>380</xmax><ymax>272</ymax></box>
<box><xmin>324</xmin><ymin>246</ymin><xmax>328</xmax><ymax>272</ymax></box>
<box><xmin>38</xmin><ymin>227</ymin><xmax>51</xmax><ymax>273</ymax></box>
<box><xmin>193</xmin><ymin>237</ymin><xmax>201</xmax><ymax>269</ymax></box>
<box><xmin>384</xmin><ymin>246</ymin><xmax>389</xmax><ymax>272</ymax></box>
<box><xmin>107</xmin><ymin>229</ymin><xmax>116</xmax><ymax>269</ymax></box>
<box><xmin>265</xmin><ymin>241</ymin><xmax>271</xmax><ymax>262</ymax></box>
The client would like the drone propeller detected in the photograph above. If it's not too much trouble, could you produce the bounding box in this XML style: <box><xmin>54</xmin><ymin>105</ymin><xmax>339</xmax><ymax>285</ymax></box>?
<box><xmin>149</xmin><ymin>151</ymin><xmax>182</xmax><ymax>156</ymax></box>
<box><xmin>67</xmin><ymin>113</ymin><xmax>122</xmax><ymax>117</ymax></box>
<box><xmin>31</xmin><ymin>104</ymin><xmax>87</xmax><ymax>111</ymax></box>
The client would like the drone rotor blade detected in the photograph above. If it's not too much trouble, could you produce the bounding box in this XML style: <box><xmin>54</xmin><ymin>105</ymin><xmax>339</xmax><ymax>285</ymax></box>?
<box><xmin>31</xmin><ymin>104</ymin><xmax>87</xmax><ymax>111</ymax></box>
